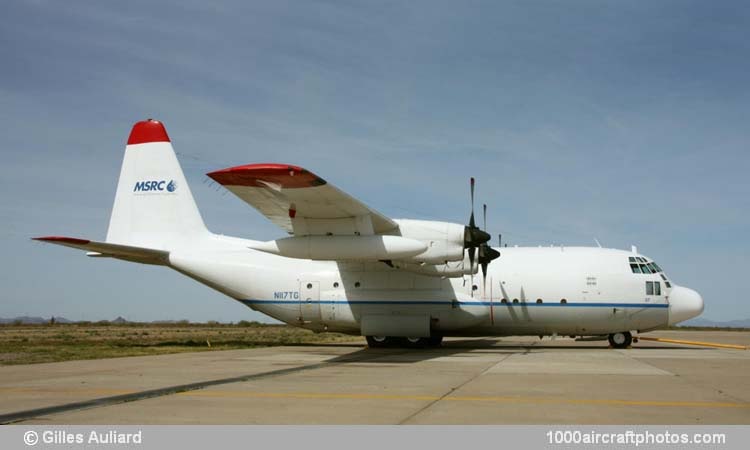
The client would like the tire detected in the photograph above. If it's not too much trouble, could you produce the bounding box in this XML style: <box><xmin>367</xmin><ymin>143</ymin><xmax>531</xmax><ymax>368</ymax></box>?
<box><xmin>427</xmin><ymin>335</ymin><xmax>443</xmax><ymax>347</ymax></box>
<box><xmin>608</xmin><ymin>331</ymin><xmax>632</xmax><ymax>349</ymax></box>
<box><xmin>366</xmin><ymin>336</ymin><xmax>391</xmax><ymax>348</ymax></box>
<box><xmin>404</xmin><ymin>337</ymin><xmax>429</xmax><ymax>348</ymax></box>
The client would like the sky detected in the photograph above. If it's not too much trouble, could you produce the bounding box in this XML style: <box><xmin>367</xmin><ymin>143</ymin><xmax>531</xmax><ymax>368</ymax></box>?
<box><xmin>1</xmin><ymin>0</ymin><xmax>748</xmax><ymax>322</ymax></box>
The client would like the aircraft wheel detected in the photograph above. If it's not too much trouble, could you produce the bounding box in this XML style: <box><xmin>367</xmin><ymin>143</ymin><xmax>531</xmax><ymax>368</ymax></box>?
<box><xmin>427</xmin><ymin>336</ymin><xmax>443</xmax><ymax>347</ymax></box>
<box><xmin>608</xmin><ymin>331</ymin><xmax>632</xmax><ymax>349</ymax></box>
<box><xmin>405</xmin><ymin>337</ymin><xmax>429</xmax><ymax>348</ymax></box>
<box><xmin>366</xmin><ymin>336</ymin><xmax>392</xmax><ymax>348</ymax></box>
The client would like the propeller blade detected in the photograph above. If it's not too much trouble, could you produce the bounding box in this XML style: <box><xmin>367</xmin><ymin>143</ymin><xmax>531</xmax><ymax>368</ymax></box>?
<box><xmin>469</xmin><ymin>177</ymin><xmax>476</xmax><ymax>228</ymax></box>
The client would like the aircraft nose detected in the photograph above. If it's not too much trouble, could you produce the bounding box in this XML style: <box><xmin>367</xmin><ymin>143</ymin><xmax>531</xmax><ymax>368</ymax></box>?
<box><xmin>668</xmin><ymin>285</ymin><xmax>704</xmax><ymax>325</ymax></box>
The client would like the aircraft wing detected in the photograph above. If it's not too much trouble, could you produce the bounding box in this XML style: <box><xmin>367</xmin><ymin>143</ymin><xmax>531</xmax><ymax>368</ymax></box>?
<box><xmin>32</xmin><ymin>236</ymin><xmax>169</xmax><ymax>265</ymax></box>
<box><xmin>207</xmin><ymin>164</ymin><xmax>398</xmax><ymax>236</ymax></box>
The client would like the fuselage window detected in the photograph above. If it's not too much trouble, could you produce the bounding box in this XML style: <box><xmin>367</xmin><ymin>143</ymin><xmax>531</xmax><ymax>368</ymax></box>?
<box><xmin>354</xmin><ymin>282</ymin><xmax>361</xmax><ymax>288</ymax></box>
<box><xmin>333</xmin><ymin>282</ymin><xmax>339</xmax><ymax>288</ymax></box>
<box><xmin>501</xmin><ymin>298</ymin><xmax>508</xmax><ymax>303</ymax></box>
<box><xmin>536</xmin><ymin>299</ymin><xmax>543</xmax><ymax>304</ymax></box>
<box><xmin>512</xmin><ymin>299</ymin><xmax>519</xmax><ymax>304</ymax></box>
<box><xmin>472</xmin><ymin>285</ymin><xmax>478</xmax><ymax>291</ymax></box>
<box><xmin>654</xmin><ymin>281</ymin><xmax>661</xmax><ymax>295</ymax></box>
<box><xmin>646</xmin><ymin>281</ymin><xmax>656</xmax><ymax>295</ymax></box>
<box><xmin>560</xmin><ymin>299</ymin><xmax>567</xmax><ymax>304</ymax></box>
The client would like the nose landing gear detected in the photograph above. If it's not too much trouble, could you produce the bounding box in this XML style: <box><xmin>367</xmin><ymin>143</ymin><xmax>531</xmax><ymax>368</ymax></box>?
<box><xmin>608</xmin><ymin>331</ymin><xmax>633</xmax><ymax>349</ymax></box>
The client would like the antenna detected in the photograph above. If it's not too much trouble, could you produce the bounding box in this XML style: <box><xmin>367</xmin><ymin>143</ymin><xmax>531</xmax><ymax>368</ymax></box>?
<box><xmin>594</xmin><ymin>238</ymin><xmax>602</xmax><ymax>248</ymax></box>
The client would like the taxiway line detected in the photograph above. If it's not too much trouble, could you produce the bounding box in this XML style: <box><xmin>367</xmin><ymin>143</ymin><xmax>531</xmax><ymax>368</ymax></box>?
<box><xmin>637</xmin><ymin>336</ymin><xmax>748</xmax><ymax>350</ymax></box>
<box><xmin>177</xmin><ymin>390</ymin><xmax>750</xmax><ymax>409</ymax></box>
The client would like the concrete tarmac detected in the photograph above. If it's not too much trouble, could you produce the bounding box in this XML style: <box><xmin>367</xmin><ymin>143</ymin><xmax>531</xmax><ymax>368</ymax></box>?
<box><xmin>1</xmin><ymin>330</ymin><xmax>749</xmax><ymax>424</ymax></box>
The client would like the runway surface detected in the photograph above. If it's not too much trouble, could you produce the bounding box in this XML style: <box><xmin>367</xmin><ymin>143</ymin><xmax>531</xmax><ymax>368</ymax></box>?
<box><xmin>1</xmin><ymin>330</ymin><xmax>748</xmax><ymax>424</ymax></box>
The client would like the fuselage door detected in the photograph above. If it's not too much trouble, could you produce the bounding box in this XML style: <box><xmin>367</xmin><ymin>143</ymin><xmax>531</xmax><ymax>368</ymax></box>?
<box><xmin>299</xmin><ymin>281</ymin><xmax>321</xmax><ymax>323</ymax></box>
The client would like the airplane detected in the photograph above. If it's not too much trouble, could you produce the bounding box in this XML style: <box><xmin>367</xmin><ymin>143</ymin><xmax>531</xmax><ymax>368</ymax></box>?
<box><xmin>34</xmin><ymin>119</ymin><xmax>704</xmax><ymax>349</ymax></box>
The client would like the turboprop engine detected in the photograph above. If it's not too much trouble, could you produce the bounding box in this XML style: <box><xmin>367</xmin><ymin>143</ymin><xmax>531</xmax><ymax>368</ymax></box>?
<box><xmin>389</xmin><ymin>259</ymin><xmax>478</xmax><ymax>278</ymax></box>
<box><xmin>248</xmin><ymin>219</ymin><xmax>470</xmax><ymax>263</ymax></box>
<box><xmin>390</xmin><ymin>219</ymin><xmax>467</xmax><ymax>264</ymax></box>
<box><xmin>249</xmin><ymin>235</ymin><xmax>428</xmax><ymax>261</ymax></box>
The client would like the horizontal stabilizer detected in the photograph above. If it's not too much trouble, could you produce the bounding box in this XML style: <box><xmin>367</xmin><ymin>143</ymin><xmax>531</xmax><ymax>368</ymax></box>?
<box><xmin>32</xmin><ymin>236</ymin><xmax>169</xmax><ymax>265</ymax></box>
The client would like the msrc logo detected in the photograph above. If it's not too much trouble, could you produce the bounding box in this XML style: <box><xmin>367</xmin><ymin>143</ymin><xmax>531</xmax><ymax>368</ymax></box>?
<box><xmin>133</xmin><ymin>180</ymin><xmax>177</xmax><ymax>193</ymax></box>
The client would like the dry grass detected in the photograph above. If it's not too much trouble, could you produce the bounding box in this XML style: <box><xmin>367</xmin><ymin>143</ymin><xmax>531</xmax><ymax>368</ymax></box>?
<box><xmin>0</xmin><ymin>322</ymin><xmax>360</xmax><ymax>365</ymax></box>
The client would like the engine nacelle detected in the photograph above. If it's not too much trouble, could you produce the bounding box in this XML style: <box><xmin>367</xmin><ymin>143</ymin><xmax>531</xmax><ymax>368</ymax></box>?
<box><xmin>392</xmin><ymin>259</ymin><xmax>477</xmax><ymax>278</ymax></box>
<box><xmin>249</xmin><ymin>235</ymin><xmax>428</xmax><ymax>261</ymax></box>
<box><xmin>392</xmin><ymin>219</ymin><xmax>465</xmax><ymax>264</ymax></box>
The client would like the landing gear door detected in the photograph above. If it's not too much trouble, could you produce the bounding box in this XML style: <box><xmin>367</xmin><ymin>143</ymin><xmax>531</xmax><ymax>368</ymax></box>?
<box><xmin>299</xmin><ymin>281</ymin><xmax>321</xmax><ymax>323</ymax></box>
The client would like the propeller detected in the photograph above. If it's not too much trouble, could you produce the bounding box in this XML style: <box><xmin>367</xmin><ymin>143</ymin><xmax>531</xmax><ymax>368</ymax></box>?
<box><xmin>463</xmin><ymin>179</ymin><xmax>495</xmax><ymax>297</ymax></box>
<box><xmin>478</xmin><ymin>203</ymin><xmax>500</xmax><ymax>294</ymax></box>
<box><xmin>464</xmin><ymin>178</ymin><xmax>491</xmax><ymax>251</ymax></box>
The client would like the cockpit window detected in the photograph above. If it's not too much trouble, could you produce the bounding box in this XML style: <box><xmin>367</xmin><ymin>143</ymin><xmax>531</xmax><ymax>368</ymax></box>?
<box><xmin>629</xmin><ymin>258</ymin><xmax>665</xmax><ymax>275</ymax></box>
<box><xmin>646</xmin><ymin>281</ymin><xmax>661</xmax><ymax>295</ymax></box>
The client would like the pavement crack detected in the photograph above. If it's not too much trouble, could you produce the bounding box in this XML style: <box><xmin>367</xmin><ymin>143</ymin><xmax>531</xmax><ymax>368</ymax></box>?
<box><xmin>397</xmin><ymin>352</ymin><xmax>514</xmax><ymax>425</ymax></box>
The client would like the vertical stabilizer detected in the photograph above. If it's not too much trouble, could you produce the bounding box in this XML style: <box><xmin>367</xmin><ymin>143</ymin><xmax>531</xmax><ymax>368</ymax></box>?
<box><xmin>106</xmin><ymin>119</ymin><xmax>208</xmax><ymax>250</ymax></box>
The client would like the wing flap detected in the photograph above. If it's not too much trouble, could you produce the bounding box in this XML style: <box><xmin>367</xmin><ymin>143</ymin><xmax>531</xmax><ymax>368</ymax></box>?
<box><xmin>207</xmin><ymin>164</ymin><xmax>397</xmax><ymax>235</ymax></box>
<box><xmin>32</xmin><ymin>236</ymin><xmax>169</xmax><ymax>265</ymax></box>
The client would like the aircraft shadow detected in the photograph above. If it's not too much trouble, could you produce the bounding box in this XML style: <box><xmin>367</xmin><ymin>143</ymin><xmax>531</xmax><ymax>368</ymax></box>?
<box><xmin>319</xmin><ymin>338</ymin><xmax>711</xmax><ymax>364</ymax></box>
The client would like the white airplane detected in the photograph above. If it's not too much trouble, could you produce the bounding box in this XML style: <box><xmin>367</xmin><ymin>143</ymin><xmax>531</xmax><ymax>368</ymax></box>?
<box><xmin>35</xmin><ymin>119</ymin><xmax>704</xmax><ymax>349</ymax></box>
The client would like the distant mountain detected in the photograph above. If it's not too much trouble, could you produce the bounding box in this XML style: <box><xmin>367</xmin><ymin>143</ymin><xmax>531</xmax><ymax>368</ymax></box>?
<box><xmin>680</xmin><ymin>318</ymin><xmax>750</xmax><ymax>328</ymax></box>
<box><xmin>0</xmin><ymin>316</ymin><xmax>187</xmax><ymax>324</ymax></box>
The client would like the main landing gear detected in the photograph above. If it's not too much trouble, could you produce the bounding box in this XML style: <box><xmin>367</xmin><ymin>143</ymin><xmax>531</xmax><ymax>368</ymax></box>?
<box><xmin>608</xmin><ymin>331</ymin><xmax>633</xmax><ymax>349</ymax></box>
<box><xmin>366</xmin><ymin>335</ymin><xmax>443</xmax><ymax>348</ymax></box>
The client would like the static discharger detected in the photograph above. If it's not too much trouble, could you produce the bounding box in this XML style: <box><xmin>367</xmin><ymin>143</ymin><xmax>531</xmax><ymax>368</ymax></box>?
<box><xmin>638</xmin><ymin>336</ymin><xmax>748</xmax><ymax>350</ymax></box>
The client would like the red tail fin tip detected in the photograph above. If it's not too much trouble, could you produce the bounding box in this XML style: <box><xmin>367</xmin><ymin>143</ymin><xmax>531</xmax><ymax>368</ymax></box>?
<box><xmin>127</xmin><ymin>119</ymin><xmax>170</xmax><ymax>145</ymax></box>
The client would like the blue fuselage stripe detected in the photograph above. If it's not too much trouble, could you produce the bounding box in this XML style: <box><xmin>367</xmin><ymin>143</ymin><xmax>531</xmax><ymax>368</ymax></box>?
<box><xmin>238</xmin><ymin>299</ymin><xmax>669</xmax><ymax>308</ymax></box>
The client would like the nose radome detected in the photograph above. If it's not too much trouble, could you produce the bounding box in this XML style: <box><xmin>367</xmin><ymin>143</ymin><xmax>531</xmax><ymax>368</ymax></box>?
<box><xmin>668</xmin><ymin>285</ymin><xmax>705</xmax><ymax>325</ymax></box>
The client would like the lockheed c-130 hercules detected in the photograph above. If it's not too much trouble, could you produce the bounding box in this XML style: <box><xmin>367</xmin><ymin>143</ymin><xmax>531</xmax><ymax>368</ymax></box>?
<box><xmin>35</xmin><ymin>119</ymin><xmax>704</xmax><ymax>348</ymax></box>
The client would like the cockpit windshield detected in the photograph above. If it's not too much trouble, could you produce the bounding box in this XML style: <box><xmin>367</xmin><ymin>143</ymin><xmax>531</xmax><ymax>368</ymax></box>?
<box><xmin>628</xmin><ymin>257</ymin><xmax>663</xmax><ymax>274</ymax></box>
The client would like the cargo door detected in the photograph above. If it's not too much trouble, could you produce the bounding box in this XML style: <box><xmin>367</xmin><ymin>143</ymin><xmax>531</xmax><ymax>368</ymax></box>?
<box><xmin>299</xmin><ymin>281</ymin><xmax>321</xmax><ymax>323</ymax></box>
